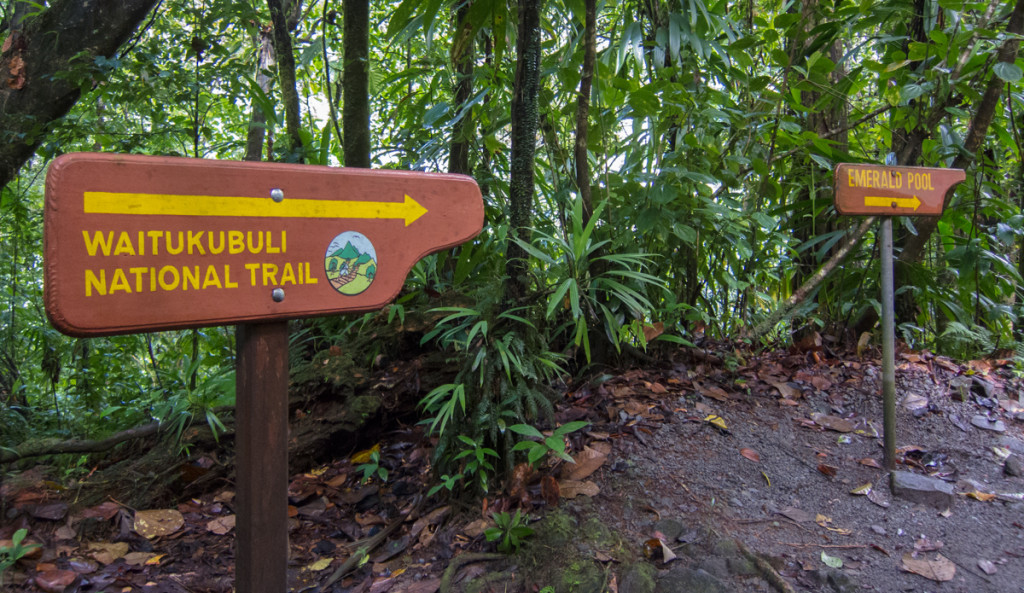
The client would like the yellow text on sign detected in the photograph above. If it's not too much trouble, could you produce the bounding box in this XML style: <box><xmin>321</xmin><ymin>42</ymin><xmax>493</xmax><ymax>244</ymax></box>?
<box><xmin>847</xmin><ymin>169</ymin><xmax>936</xmax><ymax>191</ymax></box>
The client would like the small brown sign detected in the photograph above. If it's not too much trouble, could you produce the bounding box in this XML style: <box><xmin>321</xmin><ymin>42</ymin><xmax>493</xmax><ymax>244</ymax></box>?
<box><xmin>44</xmin><ymin>153</ymin><xmax>483</xmax><ymax>336</ymax></box>
<box><xmin>834</xmin><ymin>164</ymin><xmax>965</xmax><ymax>216</ymax></box>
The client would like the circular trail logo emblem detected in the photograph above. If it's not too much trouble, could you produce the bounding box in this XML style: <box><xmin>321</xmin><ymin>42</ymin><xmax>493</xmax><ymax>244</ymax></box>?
<box><xmin>324</xmin><ymin>232</ymin><xmax>378</xmax><ymax>296</ymax></box>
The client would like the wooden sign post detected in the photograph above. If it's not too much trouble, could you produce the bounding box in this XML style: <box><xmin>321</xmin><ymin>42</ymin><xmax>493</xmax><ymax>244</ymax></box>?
<box><xmin>44</xmin><ymin>153</ymin><xmax>484</xmax><ymax>592</ymax></box>
<box><xmin>834</xmin><ymin>162</ymin><xmax>964</xmax><ymax>471</ymax></box>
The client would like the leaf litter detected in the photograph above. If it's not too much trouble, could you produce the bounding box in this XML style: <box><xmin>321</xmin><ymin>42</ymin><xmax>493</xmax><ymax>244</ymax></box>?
<box><xmin>3</xmin><ymin>342</ymin><xmax>1024</xmax><ymax>592</ymax></box>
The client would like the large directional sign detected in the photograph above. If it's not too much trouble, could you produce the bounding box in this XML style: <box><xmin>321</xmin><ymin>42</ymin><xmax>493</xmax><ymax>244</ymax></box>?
<box><xmin>44</xmin><ymin>153</ymin><xmax>483</xmax><ymax>336</ymax></box>
<box><xmin>834</xmin><ymin>163</ymin><xmax>965</xmax><ymax>216</ymax></box>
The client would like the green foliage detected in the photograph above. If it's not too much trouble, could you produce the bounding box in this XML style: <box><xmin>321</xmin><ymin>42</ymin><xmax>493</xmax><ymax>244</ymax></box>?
<box><xmin>509</xmin><ymin>420</ymin><xmax>589</xmax><ymax>467</ymax></box>
<box><xmin>419</xmin><ymin>297</ymin><xmax>563</xmax><ymax>495</ymax></box>
<box><xmin>485</xmin><ymin>509</ymin><xmax>534</xmax><ymax>554</ymax></box>
<box><xmin>356</xmin><ymin>450</ymin><xmax>389</xmax><ymax>484</ymax></box>
<box><xmin>0</xmin><ymin>528</ymin><xmax>40</xmax><ymax>585</ymax></box>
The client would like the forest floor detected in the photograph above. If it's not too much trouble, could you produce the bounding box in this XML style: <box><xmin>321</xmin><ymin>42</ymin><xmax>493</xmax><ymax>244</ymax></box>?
<box><xmin>3</xmin><ymin>339</ymin><xmax>1024</xmax><ymax>593</ymax></box>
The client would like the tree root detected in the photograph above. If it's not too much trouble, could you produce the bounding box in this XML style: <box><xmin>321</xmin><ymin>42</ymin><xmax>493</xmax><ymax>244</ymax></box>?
<box><xmin>0</xmin><ymin>421</ymin><xmax>162</xmax><ymax>463</ymax></box>
<box><xmin>735</xmin><ymin>538</ymin><xmax>796</xmax><ymax>593</ymax></box>
<box><xmin>439</xmin><ymin>552</ymin><xmax>506</xmax><ymax>593</ymax></box>
<box><xmin>315</xmin><ymin>497</ymin><xmax>427</xmax><ymax>592</ymax></box>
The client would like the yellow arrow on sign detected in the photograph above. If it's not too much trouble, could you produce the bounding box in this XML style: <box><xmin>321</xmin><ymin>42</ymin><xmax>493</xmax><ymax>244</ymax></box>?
<box><xmin>84</xmin><ymin>191</ymin><xmax>429</xmax><ymax>226</ymax></box>
<box><xmin>864</xmin><ymin>195</ymin><xmax>921</xmax><ymax>211</ymax></box>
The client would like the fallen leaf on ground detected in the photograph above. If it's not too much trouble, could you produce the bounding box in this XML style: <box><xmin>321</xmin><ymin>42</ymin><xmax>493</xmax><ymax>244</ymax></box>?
<box><xmin>739</xmin><ymin>448</ymin><xmax>760</xmax><ymax>462</ymax></box>
<box><xmin>817</xmin><ymin>464</ymin><xmax>837</xmax><ymax>477</ymax></box>
<box><xmin>558</xmin><ymin>479</ymin><xmax>600</xmax><ymax>498</ymax></box>
<box><xmin>821</xmin><ymin>551</ymin><xmax>843</xmax><ymax>568</ymax></box>
<box><xmin>778</xmin><ymin>506</ymin><xmax>814</xmax><ymax>523</ymax></box>
<box><xmin>566</xmin><ymin>445</ymin><xmax>609</xmax><ymax>481</ymax></box>
<box><xmin>84</xmin><ymin>541</ymin><xmax>130</xmax><ymax>565</ymax></box>
<box><xmin>541</xmin><ymin>475</ymin><xmax>560</xmax><ymax>506</ymax></box>
<box><xmin>901</xmin><ymin>553</ymin><xmax>956</xmax><ymax>582</ymax></box>
<box><xmin>78</xmin><ymin>501</ymin><xmax>121</xmax><ymax>521</ymax></box>
<box><xmin>770</xmin><ymin>382</ymin><xmax>801</xmax><ymax>399</ymax></box>
<box><xmin>810</xmin><ymin>412</ymin><xmax>855</xmax><ymax>433</ymax></box>
<box><xmin>962</xmin><ymin>490</ymin><xmax>997</xmax><ymax>502</ymax></box>
<box><xmin>305</xmin><ymin>557</ymin><xmax>333</xmax><ymax>572</ymax></box>
<box><xmin>978</xmin><ymin>559</ymin><xmax>997</xmax><ymax>575</ymax></box>
<box><xmin>695</xmin><ymin>382</ymin><xmax>730</xmax><ymax>402</ymax></box>
<box><xmin>350</xmin><ymin>443</ymin><xmax>380</xmax><ymax>464</ymax></box>
<box><xmin>123</xmin><ymin>552</ymin><xmax>157</xmax><ymax>566</ymax></box>
<box><xmin>134</xmin><ymin>509</ymin><xmax>185</xmax><ymax>538</ymax></box>
<box><xmin>403</xmin><ymin>578</ymin><xmax>442</xmax><ymax>593</ymax></box>
<box><xmin>850</xmin><ymin>483</ymin><xmax>872</xmax><ymax>495</ymax></box>
<box><xmin>207</xmin><ymin>514</ymin><xmax>236</xmax><ymax>535</ymax></box>
<box><xmin>704</xmin><ymin>414</ymin><xmax>728</xmax><ymax>431</ymax></box>
<box><xmin>858</xmin><ymin>458</ymin><xmax>882</xmax><ymax>468</ymax></box>
<box><xmin>34</xmin><ymin>569</ymin><xmax>77</xmax><ymax>593</ymax></box>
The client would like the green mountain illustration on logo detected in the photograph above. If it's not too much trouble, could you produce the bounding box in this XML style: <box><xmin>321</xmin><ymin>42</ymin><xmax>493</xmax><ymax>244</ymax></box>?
<box><xmin>330</xmin><ymin>241</ymin><xmax>362</xmax><ymax>260</ymax></box>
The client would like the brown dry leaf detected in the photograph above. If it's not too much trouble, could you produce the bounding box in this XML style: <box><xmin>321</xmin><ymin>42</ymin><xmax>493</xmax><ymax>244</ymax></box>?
<box><xmin>462</xmin><ymin>518</ymin><xmax>491</xmax><ymax>538</ymax></box>
<box><xmin>901</xmin><ymin>553</ymin><xmax>956</xmax><ymax>582</ymax></box>
<box><xmin>649</xmin><ymin>382</ymin><xmax>668</xmax><ymax>395</ymax></box>
<box><xmin>858</xmin><ymin>457</ymin><xmax>882</xmax><ymax>469</ymax></box>
<box><xmin>325</xmin><ymin>473</ymin><xmax>348</xmax><ymax>489</ymax></box>
<box><xmin>810</xmin><ymin>375</ymin><xmax>833</xmax><ymax>391</ymax></box>
<box><xmin>123</xmin><ymin>552</ymin><xmax>157</xmax><ymax>566</ymax></box>
<box><xmin>133</xmin><ymin>509</ymin><xmax>184</xmax><ymax>539</ymax></box>
<box><xmin>558</xmin><ymin>479</ymin><xmax>600</xmax><ymax>498</ymax></box>
<box><xmin>54</xmin><ymin>525</ymin><xmax>77</xmax><ymax>540</ymax></box>
<box><xmin>770</xmin><ymin>382</ymin><xmax>801</xmax><ymax>400</ymax></box>
<box><xmin>817</xmin><ymin>464</ymin><xmax>838</xmax><ymax>478</ymax></box>
<box><xmin>34</xmin><ymin>569</ymin><xmax>78</xmax><ymax>593</ymax></box>
<box><xmin>778</xmin><ymin>399</ymin><xmax>799</xmax><ymax>407</ymax></box>
<box><xmin>810</xmin><ymin>412</ymin><xmax>856</xmax><ymax>433</ymax></box>
<box><xmin>856</xmin><ymin>332</ymin><xmax>872</xmax><ymax>357</ymax></box>
<box><xmin>84</xmin><ymin>541</ymin><xmax>130</xmax><ymax>565</ymax></box>
<box><xmin>642</xmin><ymin>322</ymin><xmax>665</xmax><ymax>342</ymax></box>
<box><xmin>404</xmin><ymin>578</ymin><xmax>442</xmax><ymax>593</ymax></box>
<box><xmin>540</xmin><ymin>475</ymin><xmax>560</xmax><ymax>506</ymax></box>
<box><xmin>739</xmin><ymin>448</ymin><xmax>760</xmax><ymax>462</ymax></box>
<box><xmin>565</xmin><ymin>446</ymin><xmax>609</xmax><ymax>481</ymax></box>
<box><xmin>695</xmin><ymin>382</ymin><xmax>730</xmax><ymax>402</ymax></box>
<box><xmin>79</xmin><ymin>501</ymin><xmax>121</xmax><ymax>521</ymax></box>
<box><xmin>207</xmin><ymin>514</ymin><xmax>236</xmax><ymax>535</ymax></box>
<box><xmin>778</xmin><ymin>506</ymin><xmax>814</xmax><ymax>523</ymax></box>
<box><xmin>213</xmin><ymin>490</ymin><xmax>235</xmax><ymax>503</ymax></box>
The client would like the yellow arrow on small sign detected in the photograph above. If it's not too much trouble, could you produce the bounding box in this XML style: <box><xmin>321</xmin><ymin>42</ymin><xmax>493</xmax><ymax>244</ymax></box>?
<box><xmin>84</xmin><ymin>191</ymin><xmax>429</xmax><ymax>226</ymax></box>
<box><xmin>863</xmin><ymin>195</ymin><xmax>921</xmax><ymax>211</ymax></box>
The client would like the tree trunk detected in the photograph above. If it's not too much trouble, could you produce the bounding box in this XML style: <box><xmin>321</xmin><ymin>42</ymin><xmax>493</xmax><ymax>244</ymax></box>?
<box><xmin>0</xmin><ymin>0</ymin><xmax>160</xmax><ymax>189</ymax></box>
<box><xmin>448</xmin><ymin>1</ymin><xmax>474</xmax><ymax>175</ymax></box>
<box><xmin>245</xmin><ymin>27</ymin><xmax>276</xmax><ymax>162</ymax></box>
<box><xmin>573</xmin><ymin>0</ymin><xmax>596</xmax><ymax>225</ymax></box>
<box><xmin>343</xmin><ymin>0</ymin><xmax>371</xmax><ymax>168</ymax></box>
<box><xmin>504</xmin><ymin>0</ymin><xmax>543</xmax><ymax>303</ymax></box>
<box><xmin>267</xmin><ymin>0</ymin><xmax>304</xmax><ymax>162</ymax></box>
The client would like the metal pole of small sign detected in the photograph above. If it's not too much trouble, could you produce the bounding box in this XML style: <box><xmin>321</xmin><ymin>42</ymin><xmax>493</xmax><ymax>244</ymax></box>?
<box><xmin>235</xmin><ymin>321</ymin><xmax>290</xmax><ymax>593</ymax></box>
<box><xmin>879</xmin><ymin>153</ymin><xmax>898</xmax><ymax>471</ymax></box>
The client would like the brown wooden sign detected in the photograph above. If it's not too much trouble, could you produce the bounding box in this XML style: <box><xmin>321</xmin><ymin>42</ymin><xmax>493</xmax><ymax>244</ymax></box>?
<box><xmin>834</xmin><ymin>163</ymin><xmax>965</xmax><ymax>216</ymax></box>
<box><xmin>44</xmin><ymin>153</ymin><xmax>484</xmax><ymax>336</ymax></box>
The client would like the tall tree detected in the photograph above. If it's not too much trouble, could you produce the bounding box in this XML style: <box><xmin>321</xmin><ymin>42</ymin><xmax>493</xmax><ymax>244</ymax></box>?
<box><xmin>448</xmin><ymin>1</ymin><xmax>475</xmax><ymax>175</ymax></box>
<box><xmin>505</xmin><ymin>0</ymin><xmax>543</xmax><ymax>302</ymax></box>
<box><xmin>0</xmin><ymin>0</ymin><xmax>160</xmax><ymax>188</ymax></box>
<box><xmin>343</xmin><ymin>0</ymin><xmax>371</xmax><ymax>168</ymax></box>
<box><xmin>267</xmin><ymin>0</ymin><xmax>304</xmax><ymax>161</ymax></box>
<box><xmin>573</xmin><ymin>0</ymin><xmax>597</xmax><ymax>225</ymax></box>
